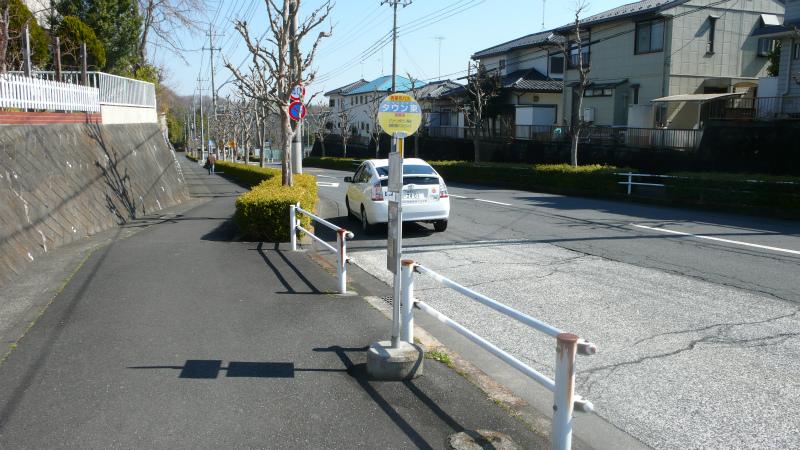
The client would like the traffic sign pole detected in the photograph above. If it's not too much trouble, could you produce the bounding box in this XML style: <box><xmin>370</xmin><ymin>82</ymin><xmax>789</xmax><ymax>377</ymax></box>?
<box><xmin>389</xmin><ymin>132</ymin><xmax>404</xmax><ymax>348</ymax></box>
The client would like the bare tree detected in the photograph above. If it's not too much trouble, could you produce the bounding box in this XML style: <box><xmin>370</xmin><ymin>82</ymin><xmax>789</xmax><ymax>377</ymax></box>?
<box><xmin>337</xmin><ymin>105</ymin><xmax>353</xmax><ymax>158</ymax></box>
<box><xmin>138</xmin><ymin>0</ymin><xmax>205</xmax><ymax>63</ymax></box>
<box><xmin>0</xmin><ymin>1</ymin><xmax>9</xmax><ymax>73</ymax></box>
<box><xmin>307</xmin><ymin>103</ymin><xmax>332</xmax><ymax>156</ymax></box>
<box><xmin>225</xmin><ymin>0</ymin><xmax>332</xmax><ymax>186</ymax></box>
<box><xmin>460</xmin><ymin>60</ymin><xmax>500</xmax><ymax>163</ymax></box>
<box><xmin>406</xmin><ymin>73</ymin><xmax>422</xmax><ymax>157</ymax></box>
<box><xmin>365</xmin><ymin>89</ymin><xmax>383</xmax><ymax>158</ymax></box>
<box><xmin>560</xmin><ymin>0</ymin><xmax>591</xmax><ymax>167</ymax></box>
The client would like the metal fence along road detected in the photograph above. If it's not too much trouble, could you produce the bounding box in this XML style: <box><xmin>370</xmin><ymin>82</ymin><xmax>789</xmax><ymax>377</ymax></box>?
<box><xmin>399</xmin><ymin>260</ymin><xmax>597</xmax><ymax>450</ymax></box>
<box><xmin>10</xmin><ymin>71</ymin><xmax>156</xmax><ymax>108</ymax></box>
<box><xmin>0</xmin><ymin>74</ymin><xmax>100</xmax><ymax>112</ymax></box>
<box><xmin>290</xmin><ymin>203</ymin><xmax>354</xmax><ymax>294</ymax></box>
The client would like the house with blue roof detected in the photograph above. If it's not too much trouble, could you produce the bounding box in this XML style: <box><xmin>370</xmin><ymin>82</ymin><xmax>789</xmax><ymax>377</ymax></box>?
<box><xmin>324</xmin><ymin>75</ymin><xmax>421</xmax><ymax>141</ymax></box>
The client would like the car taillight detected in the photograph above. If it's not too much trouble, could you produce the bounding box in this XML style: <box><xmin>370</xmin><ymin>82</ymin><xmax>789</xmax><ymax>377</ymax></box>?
<box><xmin>439</xmin><ymin>182</ymin><xmax>448</xmax><ymax>199</ymax></box>
<box><xmin>371</xmin><ymin>182</ymin><xmax>384</xmax><ymax>201</ymax></box>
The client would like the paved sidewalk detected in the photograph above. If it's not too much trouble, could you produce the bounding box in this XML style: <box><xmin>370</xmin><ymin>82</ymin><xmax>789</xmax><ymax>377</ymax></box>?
<box><xmin>0</xmin><ymin>157</ymin><xmax>545</xmax><ymax>449</ymax></box>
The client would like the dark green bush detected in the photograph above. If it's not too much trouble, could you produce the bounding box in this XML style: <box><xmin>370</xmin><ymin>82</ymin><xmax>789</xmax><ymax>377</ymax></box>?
<box><xmin>216</xmin><ymin>161</ymin><xmax>317</xmax><ymax>242</ymax></box>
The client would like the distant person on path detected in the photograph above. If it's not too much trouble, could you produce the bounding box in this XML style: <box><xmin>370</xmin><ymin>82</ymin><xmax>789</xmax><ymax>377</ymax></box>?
<box><xmin>207</xmin><ymin>153</ymin><xmax>216</xmax><ymax>175</ymax></box>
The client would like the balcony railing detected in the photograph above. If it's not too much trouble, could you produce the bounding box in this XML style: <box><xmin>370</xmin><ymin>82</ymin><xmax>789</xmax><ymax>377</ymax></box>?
<box><xmin>706</xmin><ymin>96</ymin><xmax>800</xmax><ymax>121</ymax></box>
<box><xmin>10</xmin><ymin>71</ymin><xmax>156</xmax><ymax>108</ymax></box>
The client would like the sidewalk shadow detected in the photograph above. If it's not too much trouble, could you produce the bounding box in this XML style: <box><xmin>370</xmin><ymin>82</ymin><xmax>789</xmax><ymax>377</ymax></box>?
<box><xmin>314</xmin><ymin>345</ymin><xmax>467</xmax><ymax>449</ymax></box>
<box><xmin>253</xmin><ymin>243</ymin><xmax>322</xmax><ymax>295</ymax></box>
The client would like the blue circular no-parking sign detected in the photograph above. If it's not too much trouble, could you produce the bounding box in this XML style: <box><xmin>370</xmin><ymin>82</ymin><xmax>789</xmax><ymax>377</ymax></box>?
<box><xmin>289</xmin><ymin>101</ymin><xmax>306</xmax><ymax>121</ymax></box>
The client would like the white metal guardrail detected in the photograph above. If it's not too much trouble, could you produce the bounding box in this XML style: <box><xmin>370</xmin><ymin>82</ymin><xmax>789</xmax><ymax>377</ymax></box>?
<box><xmin>0</xmin><ymin>74</ymin><xmax>100</xmax><ymax>112</ymax></box>
<box><xmin>290</xmin><ymin>203</ymin><xmax>354</xmax><ymax>294</ymax></box>
<box><xmin>399</xmin><ymin>260</ymin><xmax>597</xmax><ymax>450</ymax></box>
<box><xmin>615</xmin><ymin>172</ymin><xmax>676</xmax><ymax>195</ymax></box>
<box><xmin>11</xmin><ymin>71</ymin><xmax>156</xmax><ymax>108</ymax></box>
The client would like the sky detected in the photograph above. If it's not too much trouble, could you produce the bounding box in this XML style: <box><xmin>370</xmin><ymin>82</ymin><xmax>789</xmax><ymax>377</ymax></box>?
<box><xmin>154</xmin><ymin>0</ymin><xmax>632</xmax><ymax>101</ymax></box>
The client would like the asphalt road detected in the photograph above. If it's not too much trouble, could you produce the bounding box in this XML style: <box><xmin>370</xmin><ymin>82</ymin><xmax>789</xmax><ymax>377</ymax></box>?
<box><xmin>306</xmin><ymin>165</ymin><xmax>800</xmax><ymax>449</ymax></box>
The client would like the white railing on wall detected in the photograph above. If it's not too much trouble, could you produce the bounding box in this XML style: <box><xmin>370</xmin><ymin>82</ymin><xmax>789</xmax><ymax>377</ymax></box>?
<box><xmin>10</xmin><ymin>71</ymin><xmax>156</xmax><ymax>108</ymax></box>
<box><xmin>0</xmin><ymin>74</ymin><xmax>100</xmax><ymax>112</ymax></box>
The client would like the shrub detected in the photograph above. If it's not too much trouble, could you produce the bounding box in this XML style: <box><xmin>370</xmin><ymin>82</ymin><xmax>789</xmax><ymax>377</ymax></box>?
<box><xmin>55</xmin><ymin>15</ymin><xmax>107</xmax><ymax>70</ymax></box>
<box><xmin>217</xmin><ymin>161</ymin><xmax>317</xmax><ymax>242</ymax></box>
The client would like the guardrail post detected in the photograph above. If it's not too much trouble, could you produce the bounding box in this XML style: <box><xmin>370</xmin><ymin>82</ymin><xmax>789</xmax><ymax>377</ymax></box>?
<box><xmin>627</xmin><ymin>173</ymin><xmax>632</xmax><ymax>195</ymax></box>
<box><xmin>336</xmin><ymin>229</ymin><xmax>347</xmax><ymax>294</ymax></box>
<box><xmin>553</xmin><ymin>333</ymin><xmax>579</xmax><ymax>450</ymax></box>
<box><xmin>289</xmin><ymin>203</ymin><xmax>297</xmax><ymax>251</ymax></box>
<box><xmin>400</xmin><ymin>260</ymin><xmax>415</xmax><ymax>343</ymax></box>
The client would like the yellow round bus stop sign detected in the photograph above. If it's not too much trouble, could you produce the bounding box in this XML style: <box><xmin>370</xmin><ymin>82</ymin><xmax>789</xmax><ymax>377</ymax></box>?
<box><xmin>377</xmin><ymin>93</ymin><xmax>422</xmax><ymax>136</ymax></box>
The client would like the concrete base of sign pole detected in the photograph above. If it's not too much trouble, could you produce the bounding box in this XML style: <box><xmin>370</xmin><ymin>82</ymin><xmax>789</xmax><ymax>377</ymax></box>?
<box><xmin>366</xmin><ymin>340</ymin><xmax>424</xmax><ymax>380</ymax></box>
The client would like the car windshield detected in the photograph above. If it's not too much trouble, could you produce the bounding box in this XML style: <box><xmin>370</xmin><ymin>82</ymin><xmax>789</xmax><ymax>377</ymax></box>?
<box><xmin>376</xmin><ymin>165</ymin><xmax>436</xmax><ymax>177</ymax></box>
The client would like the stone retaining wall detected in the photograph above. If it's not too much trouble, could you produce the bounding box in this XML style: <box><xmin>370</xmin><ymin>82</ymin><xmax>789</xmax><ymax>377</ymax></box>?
<box><xmin>0</xmin><ymin>123</ymin><xmax>190</xmax><ymax>286</ymax></box>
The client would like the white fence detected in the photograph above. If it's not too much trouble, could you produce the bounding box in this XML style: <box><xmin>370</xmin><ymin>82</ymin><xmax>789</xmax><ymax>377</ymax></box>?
<box><xmin>10</xmin><ymin>71</ymin><xmax>156</xmax><ymax>108</ymax></box>
<box><xmin>290</xmin><ymin>203</ymin><xmax>354</xmax><ymax>294</ymax></box>
<box><xmin>400</xmin><ymin>260</ymin><xmax>597</xmax><ymax>450</ymax></box>
<box><xmin>0</xmin><ymin>74</ymin><xmax>100</xmax><ymax>112</ymax></box>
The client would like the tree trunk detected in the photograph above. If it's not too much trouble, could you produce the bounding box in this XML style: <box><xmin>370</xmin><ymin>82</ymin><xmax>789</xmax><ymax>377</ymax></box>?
<box><xmin>472</xmin><ymin>137</ymin><xmax>481</xmax><ymax>163</ymax></box>
<box><xmin>281</xmin><ymin>111</ymin><xmax>293</xmax><ymax>186</ymax></box>
<box><xmin>342</xmin><ymin>137</ymin><xmax>347</xmax><ymax>158</ymax></box>
<box><xmin>320</xmin><ymin>136</ymin><xmax>326</xmax><ymax>157</ymax></box>
<box><xmin>570</xmin><ymin>133</ymin><xmax>579</xmax><ymax>167</ymax></box>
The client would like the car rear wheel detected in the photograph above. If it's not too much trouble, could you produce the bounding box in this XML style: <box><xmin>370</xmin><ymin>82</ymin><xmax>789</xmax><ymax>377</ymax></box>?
<box><xmin>433</xmin><ymin>220</ymin><xmax>448</xmax><ymax>232</ymax></box>
<box><xmin>361</xmin><ymin>206</ymin><xmax>375</xmax><ymax>234</ymax></box>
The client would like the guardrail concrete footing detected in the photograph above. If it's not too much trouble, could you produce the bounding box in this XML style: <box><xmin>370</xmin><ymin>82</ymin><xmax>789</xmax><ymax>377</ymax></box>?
<box><xmin>366</xmin><ymin>340</ymin><xmax>424</xmax><ymax>381</ymax></box>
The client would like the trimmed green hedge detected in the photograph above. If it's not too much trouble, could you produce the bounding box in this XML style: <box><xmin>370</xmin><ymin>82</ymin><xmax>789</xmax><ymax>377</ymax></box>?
<box><xmin>304</xmin><ymin>157</ymin><xmax>800</xmax><ymax>217</ymax></box>
<box><xmin>215</xmin><ymin>161</ymin><xmax>318</xmax><ymax>242</ymax></box>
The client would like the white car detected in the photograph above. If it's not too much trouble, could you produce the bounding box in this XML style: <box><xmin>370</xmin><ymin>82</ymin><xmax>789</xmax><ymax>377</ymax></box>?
<box><xmin>344</xmin><ymin>158</ymin><xmax>450</xmax><ymax>233</ymax></box>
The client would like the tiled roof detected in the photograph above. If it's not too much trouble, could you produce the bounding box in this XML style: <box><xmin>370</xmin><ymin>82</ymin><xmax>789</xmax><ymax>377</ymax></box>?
<box><xmin>472</xmin><ymin>31</ymin><xmax>561</xmax><ymax>59</ymax></box>
<box><xmin>323</xmin><ymin>79</ymin><xmax>368</xmax><ymax>96</ymax></box>
<box><xmin>347</xmin><ymin>75</ymin><xmax>415</xmax><ymax>95</ymax></box>
<box><xmin>415</xmin><ymin>80</ymin><xmax>462</xmax><ymax>99</ymax></box>
<box><xmin>442</xmin><ymin>68</ymin><xmax>562</xmax><ymax>97</ymax></box>
<box><xmin>503</xmin><ymin>68</ymin><xmax>563</xmax><ymax>92</ymax></box>
<box><xmin>555</xmin><ymin>0</ymin><xmax>689</xmax><ymax>30</ymax></box>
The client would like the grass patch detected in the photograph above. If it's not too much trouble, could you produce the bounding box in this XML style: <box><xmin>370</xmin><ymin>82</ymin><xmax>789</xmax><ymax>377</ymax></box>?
<box><xmin>425</xmin><ymin>349</ymin><xmax>454</xmax><ymax>368</ymax></box>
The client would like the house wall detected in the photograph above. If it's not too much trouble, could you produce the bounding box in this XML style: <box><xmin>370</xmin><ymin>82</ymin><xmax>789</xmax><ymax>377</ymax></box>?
<box><xmin>564</xmin><ymin>19</ymin><xmax>668</xmax><ymax>126</ymax></box>
<box><xmin>777</xmin><ymin>37</ymin><xmax>800</xmax><ymax>96</ymax></box>
<box><xmin>666</xmin><ymin>0</ymin><xmax>784</xmax><ymax>95</ymax></box>
<box><xmin>784</xmin><ymin>0</ymin><xmax>800</xmax><ymax>23</ymax></box>
<box><xmin>477</xmin><ymin>46</ymin><xmax>561</xmax><ymax>79</ymax></box>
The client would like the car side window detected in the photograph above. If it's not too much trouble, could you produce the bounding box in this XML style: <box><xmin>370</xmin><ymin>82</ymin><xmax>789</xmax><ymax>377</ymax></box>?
<box><xmin>352</xmin><ymin>165</ymin><xmax>365</xmax><ymax>182</ymax></box>
<box><xmin>358</xmin><ymin>165</ymin><xmax>372</xmax><ymax>183</ymax></box>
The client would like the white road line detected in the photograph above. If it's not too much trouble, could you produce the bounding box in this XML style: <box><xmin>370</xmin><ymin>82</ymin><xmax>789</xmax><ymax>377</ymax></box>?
<box><xmin>475</xmin><ymin>199</ymin><xmax>512</xmax><ymax>207</ymax></box>
<box><xmin>316</xmin><ymin>182</ymin><xmax>340</xmax><ymax>188</ymax></box>
<box><xmin>450</xmin><ymin>194</ymin><xmax>467</xmax><ymax>199</ymax></box>
<box><xmin>632</xmin><ymin>224</ymin><xmax>800</xmax><ymax>256</ymax></box>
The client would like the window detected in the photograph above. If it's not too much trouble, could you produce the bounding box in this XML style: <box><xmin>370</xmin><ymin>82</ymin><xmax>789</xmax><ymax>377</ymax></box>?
<box><xmin>757</xmin><ymin>39</ymin><xmax>775</xmax><ymax>57</ymax></box>
<box><xmin>632</xmin><ymin>85</ymin><xmax>640</xmax><ymax>104</ymax></box>
<box><xmin>707</xmin><ymin>16</ymin><xmax>718</xmax><ymax>54</ymax></box>
<box><xmin>499</xmin><ymin>59</ymin><xmax>506</xmax><ymax>71</ymax></box>
<box><xmin>794</xmin><ymin>43</ymin><xmax>800</xmax><ymax>60</ymax></box>
<box><xmin>568</xmin><ymin>44</ymin><xmax>590</xmax><ymax>68</ymax></box>
<box><xmin>584</xmin><ymin>87</ymin><xmax>612</xmax><ymax>97</ymax></box>
<box><xmin>550</xmin><ymin>55</ymin><xmax>564</xmax><ymax>74</ymax></box>
<box><xmin>635</xmin><ymin>19</ymin><xmax>665</xmax><ymax>54</ymax></box>
<box><xmin>329</xmin><ymin>98</ymin><xmax>335</xmax><ymax>107</ymax></box>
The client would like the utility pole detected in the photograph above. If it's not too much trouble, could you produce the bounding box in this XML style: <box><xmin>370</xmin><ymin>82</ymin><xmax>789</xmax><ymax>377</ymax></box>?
<box><xmin>290</xmin><ymin>0</ymin><xmax>302</xmax><ymax>174</ymax></box>
<box><xmin>434</xmin><ymin>36</ymin><xmax>445</xmax><ymax>80</ymax></box>
<box><xmin>204</xmin><ymin>28</ymin><xmax>222</xmax><ymax>155</ymax></box>
<box><xmin>381</xmin><ymin>0</ymin><xmax>411</xmax><ymax>92</ymax></box>
<box><xmin>54</xmin><ymin>37</ymin><xmax>62</xmax><ymax>81</ymax></box>
<box><xmin>81</xmin><ymin>43</ymin><xmax>88</xmax><ymax>85</ymax></box>
<box><xmin>22</xmin><ymin>24</ymin><xmax>31</xmax><ymax>77</ymax></box>
<box><xmin>381</xmin><ymin>0</ymin><xmax>412</xmax><ymax>93</ymax></box>
<box><xmin>197</xmin><ymin>75</ymin><xmax>208</xmax><ymax>162</ymax></box>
